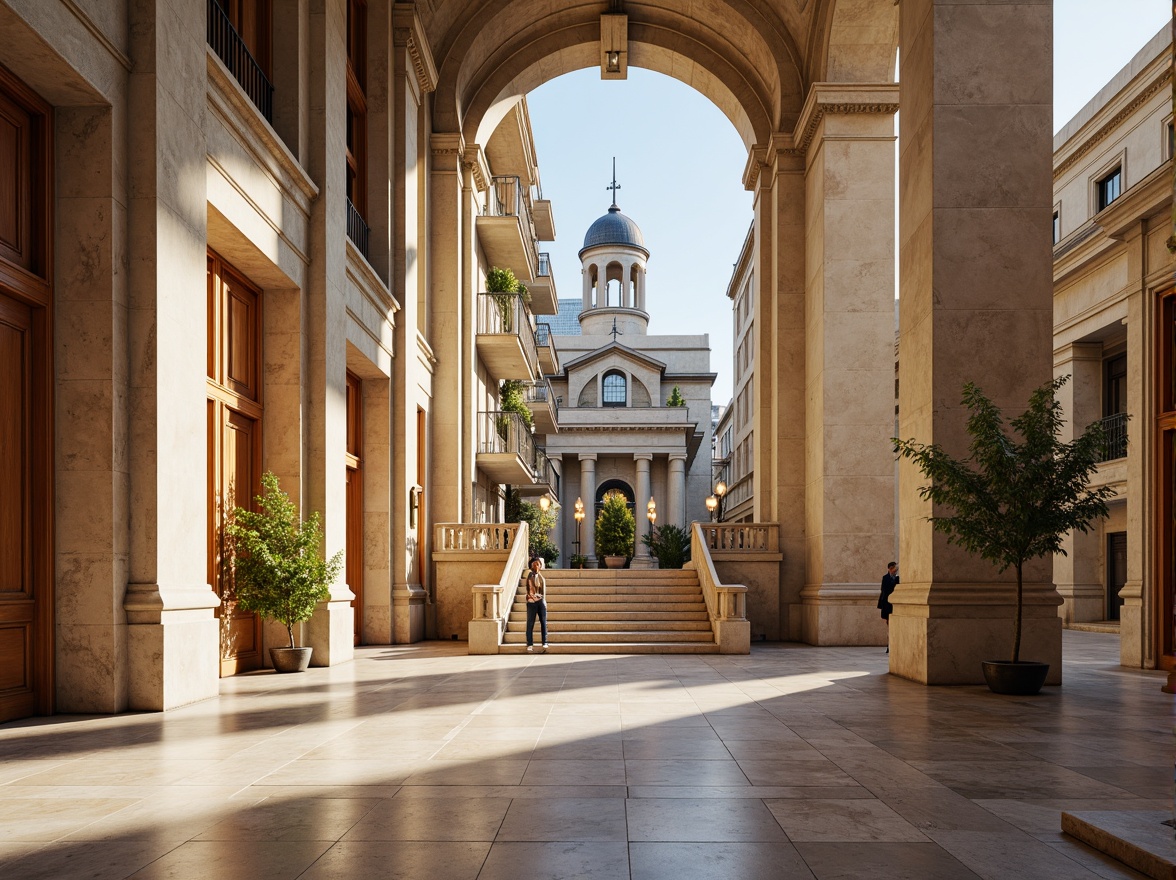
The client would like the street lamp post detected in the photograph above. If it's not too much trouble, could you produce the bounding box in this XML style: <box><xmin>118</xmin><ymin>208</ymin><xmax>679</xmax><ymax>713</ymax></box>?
<box><xmin>713</xmin><ymin>480</ymin><xmax>727</xmax><ymax>522</ymax></box>
<box><xmin>573</xmin><ymin>496</ymin><xmax>585</xmax><ymax>566</ymax></box>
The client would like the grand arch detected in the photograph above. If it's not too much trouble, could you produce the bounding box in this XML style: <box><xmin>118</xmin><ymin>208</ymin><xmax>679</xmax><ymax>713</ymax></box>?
<box><xmin>425</xmin><ymin>0</ymin><xmax>1058</xmax><ymax>686</ymax></box>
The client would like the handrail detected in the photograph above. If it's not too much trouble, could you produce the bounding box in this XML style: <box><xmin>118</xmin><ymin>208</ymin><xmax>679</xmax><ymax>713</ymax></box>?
<box><xmin>346</xmin><ymin>198</ymin><xmax>370</xmax><ymax>259</ymax></box>
<box><xmin>485</xmin><ymin>175</ymin><xmax>523</xmax><ymax>217</ymax></box>
<box><xmin>691</xmin><ymin>523</ymin><xmax>749</xmax><ymax>654</ymax></box>
<box><xmin>470</xmin><ymin>522</ymin><xmax>530</xmax><ymax>644</ymax></box>
<box><xmin>1098</xmin><ymin>412</ymin><xmax>1127</xmax><ymax>462</ymax></box>
<box><xmin>477</xmin><ymin>292</ymin><xmax>540</xmax><ymax>373</ymax></box>
<box><xmin>538</xmin><ymin>252</ymin><xmax>552</xmax><ymax>276</ymax></box>
<box><xmin>478</xmin><ymin>411</ymin><xmax>539</xmax><ymax>469</ymax></box>
<box><xmin>206</xmin><ymin>0</ymin><xmax>274</xmax><ymax>121</ymax></box>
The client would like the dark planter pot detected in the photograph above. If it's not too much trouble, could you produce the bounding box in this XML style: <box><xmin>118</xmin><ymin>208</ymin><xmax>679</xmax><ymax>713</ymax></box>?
<box><xmin>270</xmin><ymin>646</ymin><xmax>313</xmax><ymax>673</ymax></box>
<box><xmin>981</xmin><ymin>660</ymin><xmax>1049</xmax><ymax>695</ymax></box>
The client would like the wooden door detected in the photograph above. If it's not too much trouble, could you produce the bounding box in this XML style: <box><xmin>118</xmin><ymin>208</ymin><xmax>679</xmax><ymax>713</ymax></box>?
<box><xmin>346</xmin><ymin>372</ymin><xmax>363</xmax><ymax>644</ymax></box>
<box><xmin>207</xmin><ymin>253</ymin><xmax>263</xmax><ymax>675</ymax></box>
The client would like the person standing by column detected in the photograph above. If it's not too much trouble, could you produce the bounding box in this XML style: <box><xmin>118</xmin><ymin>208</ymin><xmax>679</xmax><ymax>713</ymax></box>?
<box><xmin>526</xmin><ymin>557</ymin><xmax>548</xmax><ymax>652</ymax></box>
<box><xmin>878</xmin><ymin>561</ymin><xmax>899</xmax><ymax>653</ymax></box>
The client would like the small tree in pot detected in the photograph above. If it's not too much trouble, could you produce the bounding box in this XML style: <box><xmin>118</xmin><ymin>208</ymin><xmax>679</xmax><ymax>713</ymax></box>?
<box><xmin>641</xmin><ymin>524</ymin><xmax>691</xmax><ymax>569</ymax></box>
<box><xmin>892</xmin><ymin>377</ymin><xmax>1114</xmax><ymax>694</ymax></box>
<box><xmin>227</xmin><ymin>471</ymin><xmax>343</xmax><ymax>673</ymax></box>
<box><xmin>595</xmin><ymin>491</ymin><xmax>635</xmax><ymax>568</ymax></box>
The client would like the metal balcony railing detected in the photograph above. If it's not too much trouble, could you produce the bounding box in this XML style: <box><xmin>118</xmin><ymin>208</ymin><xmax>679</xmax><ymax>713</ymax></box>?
<box><xmin>479</xmin><ymin>410</ymin><xmax>538</xmax><ymax>461</ymax></box>
<box><xmin>532</xmin><ymin>447</ymin><xmax>559</xmax><ymax>495</ymax></box>
<box><xmin>1099</xmin><ymin>412</ymin><xmax>1128</xmax><ymax>462</ymax></box>
<box><xmin>346</xmin><ymin>199</ymin><xmax>370</xmax><ymax>259</ymax></box>
<box><xmin>207</xmin><ymin>0</ymin><xmax>274</xmax><ymax>122</ymax></box>
<box><xmin>522</xmin><ymin>381</ymin><xmax>559</xmax><ymax>418</ymax></box>
<box><xmin>485</xmin><ymin>175</ymin><xmax>523</xmax><ymax>217</ymax></box>
<box><xmin>478</xmin><ymin>292</ymin><xmax>539</xmax><ymax>367</ymax></box>
<box><xmin>538</xmin><ymin>252</ymin><xmax>552</xmax><ymax>277</ymax></box>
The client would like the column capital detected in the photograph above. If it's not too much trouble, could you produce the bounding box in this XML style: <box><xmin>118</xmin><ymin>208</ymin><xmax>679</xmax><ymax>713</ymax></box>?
<box><xmin>794</xmin><ymin>82</ymin><xmax>899</xmax><ymax>152</ymax></box>
<box><xmin>579</xmin><ymin>453</ymin><xmax>598</xmax><ymax>463</ymax></box>
<box><xmin>392</xmin><ymin>2</ymin><xmax>438</xmax><ymax>96</ymax></box>
<box><xmin>633</xmin><ymin>453</ymin><xmax>653</xmax><ymax>462</ymax></box>
<box><xmin>668</xmin><ymin>453</ymin><xmax>688</xmax><ymax>464</ymax></box>
<box><xmin>1053</xmin><ymin>341</ymin><xmax>1104</xmax><ymax>368</ymax></box>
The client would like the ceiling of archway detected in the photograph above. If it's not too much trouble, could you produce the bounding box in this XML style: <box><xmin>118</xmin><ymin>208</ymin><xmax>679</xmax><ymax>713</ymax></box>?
<box><xmin>420</xmin><ymin>0</ymin><xmax>897</xmax><ymax>152</ymax></box>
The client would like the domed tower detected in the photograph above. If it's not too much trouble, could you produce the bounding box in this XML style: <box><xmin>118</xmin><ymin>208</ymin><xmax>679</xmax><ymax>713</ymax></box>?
<box><xmin>578</xmin><ymin>168</ymin><xmax>650</xmax><ymax>336</ymax></box>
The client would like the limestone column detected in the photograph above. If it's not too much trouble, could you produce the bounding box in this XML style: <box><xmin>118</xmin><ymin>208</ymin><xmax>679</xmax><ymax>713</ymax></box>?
<box><xmin>894</xmin><ymin>0</ymin><xmax>1058</xmax><ymax>684</ymax></box>
<box><xmin>302</xmin><ymin>0</ymin><xmax>353</xmax><ymax>667</ymax></box>
<box><xmin>390</xmin><ymin>4</ymin><xmax>436</xmax><ymax>644</ymax></box>
<box><xmin>123</xmin><ymin>0</ymin><xmax>220</xmax><ymax>711</ymax></box>
<box><xmin>667</xmin><ymin>454</ymin><xmax>687</xmax><ymax>530</ymax></box>
<box><xmin>1053</xmin><ymin>342</ymin><xmax>1104</xmax><ymax>624</ymax></box>
<box><xmin>637</xmin><ymin>269</ymin><xmax>646</xmax><ymax>311</ymax></box>
<box><xmin>583</xmin><ymin>268</ymin><xmax>593</xmax><ymax>310</ymax></box>
<box><xmin>797</xmin><ymin>84</ymin><xmax>899</xmax><ymax>647</ymax></box>
<box><xmin>632</xmin><ymin>454</ymin><xmax>654</xmax><ymax>568</ymax></box>
<box><xmin>580</xmin><ymin>454</ymin><xmax>597</xmax><ymax>565</ymax></box>
<box><xmin>621</xmin><ymin>261</ymin><xmax>631</xmax><ymax>308</ymax></box>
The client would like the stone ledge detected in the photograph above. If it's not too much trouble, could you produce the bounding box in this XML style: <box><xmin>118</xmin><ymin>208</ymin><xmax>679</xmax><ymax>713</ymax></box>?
<box><xmin>1062</xmin><ymin>811</ymin><xmax>1176</xmax><ymax>880</ymax></box>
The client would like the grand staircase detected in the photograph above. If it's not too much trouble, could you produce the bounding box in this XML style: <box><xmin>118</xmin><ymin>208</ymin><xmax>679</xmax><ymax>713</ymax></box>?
<box><xmin>501</xmin><ymin>568</ymin><xmax>719</xmax><ymax>654</ymax></box>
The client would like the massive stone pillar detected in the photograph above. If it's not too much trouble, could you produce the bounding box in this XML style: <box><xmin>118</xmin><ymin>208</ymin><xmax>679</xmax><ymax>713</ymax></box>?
<box><xmin>123</xmin><ymin>0</ymin><xmax>220</xmax><ymax>710</ymax></box>
<box><xmin>1053</xmin><ymin>342</ymin><xmax>1104</xmax><ymax>624</ymax></box>
<box><xmin>632</xmin><ymin>454</ymin><xmax>653</xmax><ymax>568</ymax></box>
<box><xmin>580</xmin><ymin>454</ymin><xmax>597</xmax><ymax>565</ymax></box>
<box><xmin>390</xmin><ymin>3</ymin><xmax>435</xmax><ymax>643</ymax></box>
<box><xmin>798</xmin><ymin>84</ymin><xmax>899</xmax><ymax>646</ymax></box>
<box><xmin>667</xmin><ymin>454</ymin><xmax>687</xmax><ymax>530</ymax></box>
<box><xmin>894</xmin><ymin>0</ymin><xmax>1058</xmax><ymax>684</ymax></box>
<box><xmin>302</xmin><ymin>0</ymin><xmax>353</xmax><ymax>667</ymax></box>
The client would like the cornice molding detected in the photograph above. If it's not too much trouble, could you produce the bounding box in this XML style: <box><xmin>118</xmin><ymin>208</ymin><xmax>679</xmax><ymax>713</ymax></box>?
<box><xmin>793</xmin><ymin>83</ymin><xmax>899</xmax><ymax>153</ymax></box>
<box><xmin>392</xmin><ymin>3</ymin><xmax>438</xmax><ymax>95</ymax></box>
<box><xmin>1054</xmin><ymin>67</ymin><xmax>1172</xmax><ymax>180</ymax></box>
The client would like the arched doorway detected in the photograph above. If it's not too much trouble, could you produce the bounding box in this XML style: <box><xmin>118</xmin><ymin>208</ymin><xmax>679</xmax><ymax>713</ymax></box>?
<box><xmin>595</xmin><ymin>479</ymin><xmax>635</xmax><ymax>522</ymax></box>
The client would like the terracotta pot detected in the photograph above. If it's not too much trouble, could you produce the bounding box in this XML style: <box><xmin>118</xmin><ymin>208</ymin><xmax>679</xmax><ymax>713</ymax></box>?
<box><xmin>981</xmin><ymin>660</ymin><xmax>1049</xmax><ymax>695</ymax></box>
<box><xmin>270</xmin><ymin>646</ymin><xmax>313</xmax><ymax>673</ymax></box>
<box><xmin>604</xmin><ymin>555</ymin><xmax>626</xmax><ymax>569</ymax></box>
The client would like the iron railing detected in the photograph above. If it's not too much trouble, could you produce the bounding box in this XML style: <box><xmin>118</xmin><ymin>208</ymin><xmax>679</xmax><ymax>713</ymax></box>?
<box><xmin>532</xmin><ymin>447</ymin><xmax>559</xmax><ymax>495</ymax></box>
<box><xmin>479</xmin><ymin>410</ymin><xmax>538</xmax><ymax>462</ymax></box>
<box><xmin>477</xmin><ymin>293</ymin><xmax>539</xmax><ymax>371</ymax></box>
<box><xmin>1099</xmin><ymin>412</ymin><xmax>1128</xmax><ymax>461</ymax></box>
<box><xmin>346</xmin><ymin>198</ymin><xmax>370</xmax><ymax>259</ymax></box>
<box><xmin>485</xmin><ymin>175</ymin><xmax>523</xmax><ymax>217</ymax></box>
<box><xmin>207</xmin><ymin>0</ymin><xmax>274</xmax><ymax>121</ymax></box>
<box><xmin>523</xmin><ymin>381</ymin><xmax>559</xmax><ymax>419</ymax></box>
<box><xmin>538</xmin><ymin>252</ymin><xmax>552</xmax><ymax>276</ymax></box>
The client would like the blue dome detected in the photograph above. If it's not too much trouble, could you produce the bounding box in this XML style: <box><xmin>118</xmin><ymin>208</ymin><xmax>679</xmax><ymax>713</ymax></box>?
<box><xmin>580</xmin><ymin>205</ymin><xmax>647</xmax><ymax>253</ymax></box>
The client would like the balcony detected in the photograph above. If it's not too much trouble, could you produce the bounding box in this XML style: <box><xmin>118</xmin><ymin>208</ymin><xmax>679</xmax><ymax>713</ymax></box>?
<box><xmin>534</xmin><ymin>322</ymin><xmax>560</xmax><ymax>376</ymax></box>
<box><xmin>346</xmin><ymin>198</ymin><xmax>370</xmax><ymax>260</ymax></box>
<box><xmin>476</xmin><ymin>175</ymin><xmax>537</xmax><ymax>283</ymax></box>
<box><xmin>528</xmin><ymin>252</ymin><xmax>559</xmax><ymax>315</ymax></box>
<box><xmin>522</xmin><ymin>448</ymin><xmax>560</xmax><ymax>497</ymax></box>
<box><xmin>1098</xmin><ymin>412</ymin><xmax>1128</xmax><ymax>462</ymax></box>
<box><xmin>522</xmin><ymin>381</ymin><xmax>559</xmax><ymax>434</ymax></box>
<box><xmin>476</xmin><ymin>411</ymin><xmax>539</xmax><ymax>487</ymax></box>
<box><xmin>477</xmin><ymin>293</ymin><xmax>539</xmax><ymax>381</ymax></box>
<box><xmin>532</xmin><ymin>198</ymin><xmax>556</xmax><ymax>241</ymax></box>
<box><xmin>207</xmin><ymin>0</ymin><xmax>274</xmax><ymax>122</ymax></box>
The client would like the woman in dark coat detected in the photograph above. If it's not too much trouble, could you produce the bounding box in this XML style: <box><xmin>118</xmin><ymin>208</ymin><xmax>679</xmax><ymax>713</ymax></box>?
<box><xmin>878</xmin><ymin>562</ymin><xmax>898</xmax><ymax>651</ymax></box>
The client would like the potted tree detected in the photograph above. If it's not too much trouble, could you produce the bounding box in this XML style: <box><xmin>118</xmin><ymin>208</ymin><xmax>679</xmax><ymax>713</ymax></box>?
<box><xmin>595</xmin><ymin>491</ymin><xmax>635</xmax><ymax>568</ymax></box>
<box><xmin>641</xmin><ymin>523</ymin><xmax>691</xmax><ymax>569</ymax></box>
<box><xmin>893</xmin><ymin>377</ymin><xmax>1114</xmax><ymax>695</ymax></box>
<box><xmin>486</xmin><ymin>266</ymin><xmax>528</xmax><ymax>332</ymax></box>
<box><xmin>227</xmin><ymin>472</ymin><xmax>344</xmax><ymax>673</ymax></box>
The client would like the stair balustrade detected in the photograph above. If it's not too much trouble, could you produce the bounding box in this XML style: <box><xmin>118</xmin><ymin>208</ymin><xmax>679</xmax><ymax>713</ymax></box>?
<box><xmin>465</xmin><ymin>522</ymin><xmax>530</xmax><ymax>654</ymax></box>
<box><xmin>690</xmin><ymin>523</ymin><xmax>751</xmax><ymax>653</ymax></box>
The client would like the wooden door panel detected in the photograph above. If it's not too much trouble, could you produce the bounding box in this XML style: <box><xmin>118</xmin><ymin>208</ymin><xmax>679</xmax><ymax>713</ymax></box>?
<box><xmin>218</xmin><ymin>408</ymin><xmax>262</xmax><ymax>676</ymax></box>
<box><xmin>0</xmin><ymin>93</ymin><xmax>32</xmax><ymax>270</ymax></box>
<box><xmin>0</xmin><ymin>292</ymin><xmax>35</xmax><ymax>721</ymax></box>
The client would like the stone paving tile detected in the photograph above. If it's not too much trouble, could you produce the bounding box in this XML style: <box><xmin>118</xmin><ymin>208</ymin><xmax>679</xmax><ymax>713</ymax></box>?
<box><xmin>0</xmin><ymin>632</ymin><xmax>1168</xmax><ymax>879</ymax></box>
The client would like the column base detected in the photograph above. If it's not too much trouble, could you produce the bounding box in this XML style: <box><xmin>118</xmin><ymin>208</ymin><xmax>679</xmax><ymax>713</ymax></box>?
<box><xmin>1056</xmin><ymin>583</ymin><xmax>1105</xmax><ymax>624</ymax></box>
<box><xmin>630</xmin><ymin>556</ymin><xmax>657</xmax><ymax>570</ymax></box>
<box><xmin>306</xmin><ymin>595</ymin><xmax>356</xmax><ymax>667</ymax></box>
<box><xmin>889</xmin><ymin>608</ymin><xmax>1062</xmax><ymax>685</ymax></box>
<box><xmin>393</xmin><ymin>584</ymin><xmax>427</xmax><ymax>643</ymax></box>
<box><xmin>799</xmin><ymin>585</ymin><xmax>888</xmax><ymax>646</ymax></box>
<box><xmin>127</xmin><ymin>614</ymin><xmax>220</xmax><ymax>711</ymax></box>
<box><xmin>1119</xmin><ymin>600</ymin><xmax>1143</xmax><ymax>667</ymax></box>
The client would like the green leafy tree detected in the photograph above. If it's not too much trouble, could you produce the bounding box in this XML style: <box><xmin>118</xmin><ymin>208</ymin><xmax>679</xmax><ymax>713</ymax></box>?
<box><xmin>226</xmin><ymin>472</ymin><xmax>343</xmax><ymax>650</ymax></box>
<box><xmin>499</xmin><ymin>379</ymin><xmax>534</xmax><ymax>431</ymax></box>
<box><xmin>641</xmin><ymin>523</ymin><xmax>691</xmax><ymax>569</ymax></box>
<box><xmin>595</xmin><ymin>491</ymin><xmax>636</xmax><ymax>559</ymax></box>
<box><xmin>892</xmin><ymin>377</ymin><xmax>1114</xmax><ymax>663</ymax></box>
<box><xmin>666</xmin><ymin>386</ymin><xmax>686</xmax><ymax>407</ymax></box>
<box><xmin>485</xmin><ymin>266</ymin><xmax>529</xmax><ymax>332</ymax></box>
<box><xmin>505</xmin><ymin>489</ymin><xmax>559</xmax><ymax>565</ymax></box>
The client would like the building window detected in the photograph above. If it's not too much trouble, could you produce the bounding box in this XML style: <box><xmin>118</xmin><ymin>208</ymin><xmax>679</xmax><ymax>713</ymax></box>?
<box><xmin>1052</xmin><ymin>211</ymin><xmax>1060</xmax><ymax>245</ymax></box>
<box><xmin>1096</xmin><ymin>168</ymin><xmax>1121</xmax><ymax>211</ymax></box>
<box><xmin>602</xmin><ymin>370</ymin><xmax>627</xmax><ymax>407</ymax></box>
<box><xmin>1167</xmin><ymin>121</ymin><xmax>1174</xmax><ymax>161</ymax></box>
<box><xmin>345</xmin><ymin>0</ymin><xmax>368</xmax><ymax>254</ymax></box>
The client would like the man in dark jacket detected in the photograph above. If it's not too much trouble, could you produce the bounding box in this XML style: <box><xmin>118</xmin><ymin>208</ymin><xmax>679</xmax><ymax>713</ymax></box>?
<box><xmin>877</xmin><ymin>562</ymin><xmax>898</xmax><ymax>652</ymax></box>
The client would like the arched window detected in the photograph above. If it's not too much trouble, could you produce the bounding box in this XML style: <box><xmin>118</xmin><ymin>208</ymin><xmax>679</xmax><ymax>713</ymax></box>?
<box><xmin>602</xmin><ymin>370</ymin><xmax>627</xmax><ymax>407</ymax></box>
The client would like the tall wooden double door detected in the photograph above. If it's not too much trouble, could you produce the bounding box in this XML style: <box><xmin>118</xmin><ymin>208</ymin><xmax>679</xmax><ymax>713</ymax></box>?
<box><xmin>207</xmin><ymin>253</ymin><xmax>264</xmax><ymax>676</ymax></box>
<box><xmin>0</xmin><ymin>67</ymin><xmax>53</xmax><ymax>723</ymax></box>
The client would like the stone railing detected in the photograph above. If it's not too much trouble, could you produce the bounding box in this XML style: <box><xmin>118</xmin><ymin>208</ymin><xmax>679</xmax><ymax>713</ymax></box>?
<box><xmin>432</xmin><ymin>523</ymin><xmax>521</xmax><ymax>644</ymax></box>
<box><xmin>468</xmin><ymin>522</ymin><xmax>530</xmax><ymax>654</ymax></box>
<box><xmin>435</xmin><ymin>523</ymin><xmax>519</xmax><ymax>552</ymax></box>
<box><xmin>698</xmin><ymin>523</ymin><xmax>778</xmax><ymax>552</ymax></box>
<box><xmin>690</xmin><ymin>523</ymin><xmax>750</xmax><ymax>654</ymax></box>
<box><xmin>696</xmin><ymin>522</ymin><xmax>784</xmax><ymax>642</ymax></box>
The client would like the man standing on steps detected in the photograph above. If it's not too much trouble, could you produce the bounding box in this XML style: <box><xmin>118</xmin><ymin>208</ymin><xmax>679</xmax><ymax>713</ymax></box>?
<box><xmin>526</xmin><ymin>557</ymin><xmax>548</xmax><ymax>652</ymax></box>
<box><xmin>878</xmin><ymin>561</ymin><xmax>899</xmax><ymax>653</ymax></box>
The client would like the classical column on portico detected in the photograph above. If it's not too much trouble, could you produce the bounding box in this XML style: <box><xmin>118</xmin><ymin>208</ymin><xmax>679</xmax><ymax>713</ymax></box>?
<box><xmin>894</xmin><ymin>0</ymin><xmax>1059</xmax><ymax>684</ymax></box>
<box><xmin>583</xmin><ymin>267</ymin><xmax>593</xmax><ymax>310</ymax></box>
<box><xmin>667</xmin><ymin>454</ymin><xmax>687</xmax><ymax>530</ymax></box>
<box><xmin>795</xmin><ymin>83</ymin><xmax>899</xmax><ymax>647</ymax></box>
<box><xmin>631</xmin><ymin>454</ymin><xmax>654</xmax><ymax>569</ymax></box>
<box><xmin>1053</xmin><ymin>342</ymin><xmax>1104</xmax><ymax>624</ymax></box>
<box><xmin>580</xmin><ymin>454</ymin><xmax>598</xmax><ymax>565</ymax></box>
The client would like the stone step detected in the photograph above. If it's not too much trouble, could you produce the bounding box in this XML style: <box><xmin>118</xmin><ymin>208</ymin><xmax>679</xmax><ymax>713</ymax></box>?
<box><xmin>542</xmin><ymin>572</ymin><xmax>697</xmax><ymax>583</ymax></box>
<box><xmin>505</xmin><ymin>619</ymin><xmax>714</xmax><ymax>633</ymax></box>
<box><xmin>508</xmin><ymin>610</ymin><xmax>710</xmax><ymax>622</ymax></box>
<box><xmin>514</xmin><ymin>601</ymin><xmax>709</xmax><ymax>613</ymax></box>
<box><xmin>503</xmin><ymin>630</ymin><xmax>715</xmax><ymax>644</ymax></box>
<box><xmin>519</xmin><ymin>592</ymin><xmax>703</xmax><ymax>604</ymax></box>
<box><xmin>541</xmin><ymin>584</ymin><xmax>702</xmax><ymax>594</ymax></box>
<box><xmin>500</xmin><ymin>642</ymin><xmax>720</xmax><ymax>655</ymax></box>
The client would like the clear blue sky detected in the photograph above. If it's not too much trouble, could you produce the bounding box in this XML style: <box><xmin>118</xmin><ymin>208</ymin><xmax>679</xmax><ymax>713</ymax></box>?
<box><xmin>528</xmin><ymin>3</ymin><xmax>1171</xmax><ymax>403</ymax></box>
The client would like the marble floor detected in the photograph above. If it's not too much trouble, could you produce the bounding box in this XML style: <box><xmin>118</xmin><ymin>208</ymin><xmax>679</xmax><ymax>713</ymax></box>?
<box><xmin>0</xmin><ymin>632</ymin><xmax>1171</xmax><ymax>879</ymax></box>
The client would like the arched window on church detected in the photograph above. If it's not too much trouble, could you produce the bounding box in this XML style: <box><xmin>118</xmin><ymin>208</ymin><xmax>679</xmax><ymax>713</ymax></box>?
<box><xmin>602</xmin><ymin>370</ymin><xmax>627</xmax><ymax>407</ymax></box>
